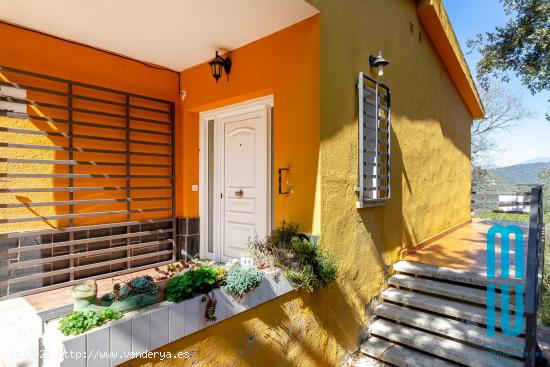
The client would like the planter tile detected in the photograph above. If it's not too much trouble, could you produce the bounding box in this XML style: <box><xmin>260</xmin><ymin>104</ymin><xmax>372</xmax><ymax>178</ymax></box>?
<box><xmin>211</xmin><ymin>289</ymin><xmax>227</xmax><ymax>322</ymax></box>
<box><xmin>110</xmin><ymin>319</ymin><xmax>132</xmax><ymax>366</ymax></box>
<box><xmin>41</xmin><ymin>267</ymin><xmax>299</xmax><ymax>365</ymax></box>
<box><xmin>131</xmin><ymin>313</ymin><xmax>151</xmax><ymax>354</ymax></box>
<box><xmin>197</xmin><ymin>296</ymin><xmax>210</xmax><ymax>329</ymax></box>
<box><xmin>150</xmin><ymin>307</ymin><xmax>169</xmax><ymax>350</ymax></box>
<box><xmin>217</xmin><ymin>291</ymin><xmax>245</xmax><ymax>318</ymax></box>
<box><xmin>168</xmin><ymin>302</ymin><xmax>185</xmax><ymax>342</ymax></box>
<box><xmin>62</xmin><ymin>335</ymin><xmax>86</xmax><ymax>367</ymax></box>
<box><xmin>245</xmin><ymin>287</ymin><xmax>260</xmax><ymax>309</ymax></box>
<box><xmin>259</xmin><ymin>274</ymin><xmax>278</xmax><ymax>304</ymax></box>
<box><xmin>184</xmin><ymin>295</ymin><xmax>202</xmax><ymax>336</ymax></box>
<box><xmin>86</xmin><ymin>327</ymin><xmax>109</xmax><ymax>367</ymax></box>
<box><xmin>277</xmin><ymin>274</ymin><xmax>294</xmax><ymax>296</ymax></box>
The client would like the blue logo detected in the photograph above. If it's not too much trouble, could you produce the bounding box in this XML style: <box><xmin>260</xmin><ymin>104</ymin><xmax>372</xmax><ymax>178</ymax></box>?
<box><xmin>486</xmin><ymin>225</ymin><xmax>525</xmax><ymax>337</ymax></box>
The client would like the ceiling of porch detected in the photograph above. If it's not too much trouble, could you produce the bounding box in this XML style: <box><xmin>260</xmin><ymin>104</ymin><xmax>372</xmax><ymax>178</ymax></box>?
<box><xmin>0</xmin><ymin>0</ymin><xmax>318</xmax><ymax>71</ymax></box>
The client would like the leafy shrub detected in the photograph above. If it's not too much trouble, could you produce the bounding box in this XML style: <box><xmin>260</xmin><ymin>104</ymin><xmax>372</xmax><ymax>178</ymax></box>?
<box><xmin>315</xmin><ymin>251</ymin><xmax>338</xmax><ymax>287</ymax></box>
<box><xmin>249</xmin><ymin>221</ymin><xmax>338</xmax><ymax>291</ymax></box>
<box><xmin>285</xmin><ymin>265</ymin><xmax>316</xmax><ymax>291</ymax></box>
<box><xmin>222</xmin><ymin>265</ymin><xmax>264</xmax><ymax>298</ymax></box>
<box><xmin>59</xmin><ymin>308</ymin><xmax>122</xmax><ymax>336</ymax></box>
<box><xmin>270</xmin><ymin>221</ymin><xmax>300</xmax><ymax>249</ymax></box>
<box><xmin>99</xmin><ymin>308</ymin><xmax>123</xmax><ymax>321</ymax></box>
<box><xmin>165</xmin><ymin>265</ymin><xmax>222</xmax><ymax>303</ymax></box>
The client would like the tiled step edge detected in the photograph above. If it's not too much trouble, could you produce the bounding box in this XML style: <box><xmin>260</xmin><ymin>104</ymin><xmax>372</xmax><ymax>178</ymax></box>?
<box><xmin>393</xmin><ymin>261</ymin><xmax>524</xmax><ymax>288</ymax></box>
<box><xmin>361</xmin><ymin>336</ymin><xmax>459</xmax><ymax>367</ymax></box>
<box><xmin>381</xmin><ymin>288</ymin><xmax>524</xmax><ymax>332</ymax></box>
<box><xmin>368</xmin><ymin>319</ymin><xmax>523</xmax><ymax>367</ymax></box>
<box><xmin>374</xmin><ymin>303</ymin><xmax>525</xmax><ymax>357</ymax></box>
<box><xmin>388</xmin><ymin>274</ymin><xmax>517</xmax><ymax>310</ymax></box>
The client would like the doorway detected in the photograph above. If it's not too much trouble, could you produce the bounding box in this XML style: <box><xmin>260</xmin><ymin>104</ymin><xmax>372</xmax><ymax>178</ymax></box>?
<box><xmin>199</xmin><ymin>96</ymin><xmax>273</xmax><ymax>262</ymax></box>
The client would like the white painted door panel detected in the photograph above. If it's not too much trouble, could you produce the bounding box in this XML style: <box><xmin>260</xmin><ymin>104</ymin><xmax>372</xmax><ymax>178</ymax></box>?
<box><xmin>222</xmin><ymin>110</ymin><xmax>267</xmax><ymax>260</ymax></box>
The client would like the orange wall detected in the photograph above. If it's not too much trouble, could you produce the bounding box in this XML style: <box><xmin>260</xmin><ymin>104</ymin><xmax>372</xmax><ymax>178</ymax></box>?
<box><xmin>0</xmin><ymin>22</ymin><xmax>179</xmax><ymax>100</ymax></box>
<box><xmin>179</xmin><ymin>15</ymin><xmax>320</xmax><ymax>231</ymax></box>
<box><xmin>0</xmin><ymin>17</ymin><xmax>319</xmax><ymax>233</ymax></box>
<box><xmin>0</xmin><ymin>22</ymin><xmax>181</xmax><ymax>232</ymax></box>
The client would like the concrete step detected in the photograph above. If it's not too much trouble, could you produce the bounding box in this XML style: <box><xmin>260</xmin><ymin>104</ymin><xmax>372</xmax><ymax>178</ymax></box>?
<box><xmin>369</xmin><ymin>319</ymin><xmax>523</xmax><ymax>367</ymax></box>
<box><xmin>345</xmin><ymin>353</ymin><xmax>393</xmax><ymax>367</ymax></box>
<box><xmin>388</xmin><ymin>274</ymin><xmax>518</xmax><ymax>310</ymax></box>
<box><xmin>393</xmin><ymin>261</ymin><xmax>524</xmax><ymax>288</ymax></box>
<box><xmin>381</xmin><ymin>288</ymin><xmax>524</xmax><ymax>332</ymax></box>
<box><xmin>374</xmin><ymin>303</ymin><xmax>525</xmax><ymax>357</ymax></box>
<box><xmin>361</xmin><ymin>336</ymin><xmax>459</xmax><ymax>367</ymax></box>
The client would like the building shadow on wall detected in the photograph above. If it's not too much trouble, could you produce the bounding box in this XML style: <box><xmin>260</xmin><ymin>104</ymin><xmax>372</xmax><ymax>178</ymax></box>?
<box><xmin>358</xmin><ymin>129</ymin><xmax>406</xmax><ymax>269</ymax></box>
<box><xmin>133</xmin><ymin>284</ymin><xmax>364</xmax><ymax>367</ymax></box>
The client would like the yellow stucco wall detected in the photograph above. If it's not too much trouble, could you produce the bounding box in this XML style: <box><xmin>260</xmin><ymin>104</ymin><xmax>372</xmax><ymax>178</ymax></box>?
<box><xmin>129</xmin><ymin>1</ymin><xmax>473</xmax><ymax>367</ymax></box>
<box><xmin>310</xmin><ymin>0</ymin><xmax>472</xmax><ymax>255</ymax></box>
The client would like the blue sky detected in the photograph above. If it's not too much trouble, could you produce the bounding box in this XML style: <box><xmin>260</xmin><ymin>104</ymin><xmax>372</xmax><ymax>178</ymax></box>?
<box><xmin>444</xmin><ymin>0</ymin><xmax>550</xmax><ymax>167</ymax></box>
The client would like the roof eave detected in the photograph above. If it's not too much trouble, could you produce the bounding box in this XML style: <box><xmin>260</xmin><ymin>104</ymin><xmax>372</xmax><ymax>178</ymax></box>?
<box><xmin>417</xmin><ymin>0</ymin><xmax>485</xmax><ymax>119</ymax></box>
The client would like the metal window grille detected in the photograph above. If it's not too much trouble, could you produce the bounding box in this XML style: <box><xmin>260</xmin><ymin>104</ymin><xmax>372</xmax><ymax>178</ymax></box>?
<box><xmin>357</xmin><ymin>72</ymin><xmax>391</xmax><ymax>208</ymax></box>
<box><xmin>0</xmin><ymin>66</ymin><xmax>176</xmax><ymax>298</ymax></box>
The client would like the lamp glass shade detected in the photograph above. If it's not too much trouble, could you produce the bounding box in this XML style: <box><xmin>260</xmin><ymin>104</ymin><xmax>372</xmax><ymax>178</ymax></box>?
<box><xmin>209</xmin><ymin>59</ymin><xmax>223</xmax><ymax>82</ymax></box>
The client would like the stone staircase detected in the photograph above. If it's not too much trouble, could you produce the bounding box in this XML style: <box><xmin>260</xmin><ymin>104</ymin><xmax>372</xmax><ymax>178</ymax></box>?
<box><xmin>356</xmin><ymin>260</ymin><xmax>526</xmax><ymax>367</ymax></box>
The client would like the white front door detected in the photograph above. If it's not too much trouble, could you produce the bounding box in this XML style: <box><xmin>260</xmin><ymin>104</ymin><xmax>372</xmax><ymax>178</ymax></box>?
<box><xmin>200</xmin><ymin>97</ymin><xmax>272</xmax><ymax>262</ymax></box>
<box><xmin>221</xmin><ymin>109</ymin><xmax>267</xmax><ymax>260</ymax></box>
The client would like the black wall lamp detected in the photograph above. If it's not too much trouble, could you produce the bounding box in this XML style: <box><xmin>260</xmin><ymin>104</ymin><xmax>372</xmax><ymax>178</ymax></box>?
<box><xmin>369</xmin><ymin>50</ymin><xmax>390</xmax><ymax>77</ymax></box>
<box><xmin>209</xmin><ymin>51</ymin><xmax>232</xmax><ymax>82</ymax></box>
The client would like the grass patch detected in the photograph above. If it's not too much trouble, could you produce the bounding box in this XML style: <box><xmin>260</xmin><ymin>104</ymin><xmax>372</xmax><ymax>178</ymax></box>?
<box><xmin>474</xmin><ymin>212</ymin><xmax>530</xmax><ymax>222</ymax></box>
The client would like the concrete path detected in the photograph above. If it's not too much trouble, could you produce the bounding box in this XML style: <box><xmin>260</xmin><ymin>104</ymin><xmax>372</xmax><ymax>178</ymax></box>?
<box><xmin>538</xmin><ymin>325</ymin><xmax>550</xmax><ymax>360</ymax></box>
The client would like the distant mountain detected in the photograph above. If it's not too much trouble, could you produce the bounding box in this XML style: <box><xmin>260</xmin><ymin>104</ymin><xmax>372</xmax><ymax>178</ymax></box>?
<box><xmin>488</xmin><ymin>162</ymin><xmax>550</xmax><ymax>188</ymax></box>
<box><xmin>522</xmin><ymin>157</ymin><xmax>550</xmax><ymax>164</ymax></box>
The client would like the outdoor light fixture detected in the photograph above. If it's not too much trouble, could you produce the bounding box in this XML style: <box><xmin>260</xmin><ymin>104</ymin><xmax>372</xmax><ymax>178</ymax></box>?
<box><xmin>209</xmin><ymin>51</ymin><xmax>232</xmax><ymax>82</ymax></box>
<box><xmin>369</xmin><ymin>50</ymin><xmax>390</xmax><ymax>77</ymax></box>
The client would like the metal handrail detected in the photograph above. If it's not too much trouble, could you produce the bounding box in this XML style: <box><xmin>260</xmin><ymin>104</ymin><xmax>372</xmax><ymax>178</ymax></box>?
<box><xmin>524</xmin><ymin>185</ymin><xmax>545</xmax><ymax>366</ymax></box>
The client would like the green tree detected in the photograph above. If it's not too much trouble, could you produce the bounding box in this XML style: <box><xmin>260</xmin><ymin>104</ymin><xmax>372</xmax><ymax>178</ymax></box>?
<box><xmin>540</xmin><ymin>168</ymin><xmax>550</xmax><ymax>217</ymax></box>
<box><xmin>470</xmin><ymin>78</ymin><xmax>530</xmax><ymax>194</ymax></box>
<box><xmin>468</xmin><ymin>0</ymin><xmax>550</xmax><ymax>119</ymax></box>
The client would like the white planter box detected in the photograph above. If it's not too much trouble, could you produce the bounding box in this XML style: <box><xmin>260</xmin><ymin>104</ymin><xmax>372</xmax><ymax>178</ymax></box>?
<box><xmin>41</xmin><ymin>269</ymin><xmax>295</xmax><ymax>367</ymax></box>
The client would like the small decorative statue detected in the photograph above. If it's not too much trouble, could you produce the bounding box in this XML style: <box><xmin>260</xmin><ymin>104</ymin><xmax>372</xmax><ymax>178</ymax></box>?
<box><xmin>239</xmin><ymin>256</ymin><xmax>254</xmax><ymax>268</ymax></box>
<box><xmin>71</xmin><ymin>280</ymin><xmax>98</xmax><ymax>311</ymax></box>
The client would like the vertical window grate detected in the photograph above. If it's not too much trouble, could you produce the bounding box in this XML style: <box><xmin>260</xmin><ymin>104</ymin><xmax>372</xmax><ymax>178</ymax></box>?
<box><xmin>357</xmin><ymin>72</ymin><xmax>391</xmax><ymax>208</ymax></box>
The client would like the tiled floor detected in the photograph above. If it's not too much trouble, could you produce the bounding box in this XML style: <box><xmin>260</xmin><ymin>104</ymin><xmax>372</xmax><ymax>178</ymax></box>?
<box><xmin>403</xmin><ymin>219</ymin><xmax>529</xmax><ymax>275</ymax></box>
<box><xmin>24</xmin><ymin>265</ymin><xmax>171</xmax><ymax>313</ymax></box>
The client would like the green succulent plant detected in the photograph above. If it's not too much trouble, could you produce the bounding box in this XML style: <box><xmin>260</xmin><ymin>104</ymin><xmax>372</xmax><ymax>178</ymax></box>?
<box><xmin>129</xmin><ymin>275</ymin><xmax>159</xmax><ymax>296</ymax></box>
<box><xmin>102</xmin><ymin>283</ymin><xmax>131</xmax><ymax>302</ymax></box>
<box><xmin>222</xmin><ymin>265</ymin><xmax>264</xmax><ymax>298</ymax></box>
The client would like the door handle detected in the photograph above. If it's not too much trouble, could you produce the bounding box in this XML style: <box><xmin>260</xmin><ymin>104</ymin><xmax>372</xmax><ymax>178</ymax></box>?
<box><xmin>235</xmin><ymin>189</ymin><xmax>244</xmax><ymax>198</ymax></box>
